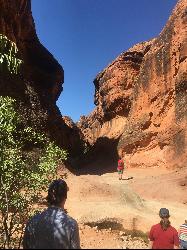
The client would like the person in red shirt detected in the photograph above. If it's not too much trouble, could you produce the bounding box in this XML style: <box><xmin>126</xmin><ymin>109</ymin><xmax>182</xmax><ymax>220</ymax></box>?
<box><xmin>149</xmin><ymin>208</ymin><xmax>179</xmax><ymax>249</ymax></box>
<box><xmin>117</xmin><ymin>156</ymin><xmax>125</xmax><ymax>180</ymax></box>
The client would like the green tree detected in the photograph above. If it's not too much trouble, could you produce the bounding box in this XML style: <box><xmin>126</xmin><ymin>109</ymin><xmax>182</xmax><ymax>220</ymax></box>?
<box><xmin>0</xmin><ymin>97</ymin><xmax>68</xmax><ymax>249</ymax></box>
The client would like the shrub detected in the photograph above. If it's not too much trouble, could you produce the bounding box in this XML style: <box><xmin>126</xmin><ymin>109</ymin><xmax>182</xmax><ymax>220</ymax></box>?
<box><xmin>0</xmin><ymin>96</ymin><xmax>67</xmax><ymax>248</ymax></box>
<box><xmin>0</xmin><ymin>34</ymin><xmax>23</xmax><ymax>74</ymax></box>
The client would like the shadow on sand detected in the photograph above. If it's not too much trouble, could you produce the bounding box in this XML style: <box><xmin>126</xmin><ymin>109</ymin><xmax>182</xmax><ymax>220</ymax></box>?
<box><xmin>121</xmin><ymin>177</ymin><xmax>134</xmax><ymax>181</ymax></box>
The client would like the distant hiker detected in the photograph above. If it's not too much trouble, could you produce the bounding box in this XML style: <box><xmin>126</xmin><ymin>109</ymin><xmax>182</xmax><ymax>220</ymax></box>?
<box><xmin>149</xmin><ymin>208</ymin><xmax>179</xmax><ymax>249</ymax></box>
<box><xmin>23</xmin><ymin>179</ymin><xmax>80</xmax><ymax>249</ymax></box>
<box><xmin>179</xmin><ymin>220</ymin><xmax>187</xmax><ymax>249</ymax></box>
<box><xmin>117</xmin><ymin>156</ymin><xmax>125</xmax><ymax>180</ymax></box>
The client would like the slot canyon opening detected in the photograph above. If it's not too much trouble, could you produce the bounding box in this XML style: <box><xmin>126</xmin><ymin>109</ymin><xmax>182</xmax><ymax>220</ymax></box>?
<box><xmin>73</xmin><ymin>137</ymin><xmax>119</xmax><ymax>176</ymax></box>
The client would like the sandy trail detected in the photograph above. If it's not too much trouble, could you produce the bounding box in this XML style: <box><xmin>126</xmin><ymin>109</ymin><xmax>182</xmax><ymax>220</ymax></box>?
<box><xmin>61</xmin><ymin>165</ymin><xmax>187</xmax><ymax>248</ymax></box>
<box><xmin>66</xmin><ymin>166</ymin><xmax>186</xmax><ymax>229</ymax></box>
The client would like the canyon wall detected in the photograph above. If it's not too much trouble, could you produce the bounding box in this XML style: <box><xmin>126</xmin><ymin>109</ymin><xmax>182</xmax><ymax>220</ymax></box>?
<box><xmin>0</xmin><ymin>0</ymin><xmax>83</xmax><ymax>157</ymax></box>
<box><xmin>78</xmin><ymin>0</ymin><xmax>187</xmax><ymax>169</ymax></box>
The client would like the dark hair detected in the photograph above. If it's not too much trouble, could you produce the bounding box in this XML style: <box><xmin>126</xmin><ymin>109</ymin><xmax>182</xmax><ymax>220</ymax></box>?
<box><xmin>47</xmin><ymin>179</ymin><xmax>68</xmax><ymax>206</ymax></box>
<box><xmin>159</xmin><ymin>208</ymin><xmax>170</xmax><ymax>230</ymax></box>
<box><xmin>160</xmin><ymin>218</ymin><xmax>171</xmax><ymax>231</ymax></box>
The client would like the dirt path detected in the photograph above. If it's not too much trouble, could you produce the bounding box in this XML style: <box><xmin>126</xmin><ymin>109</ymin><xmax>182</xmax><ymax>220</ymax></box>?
<box><xmin>36</xmin><ymin>164</ymin><xmax>187</xmax><ymax>249</ymax></box>
<box><xmin>65</xmin><ymin>171</ymin><xmax>149</xmax><ymax>249</ymax></box>
<box><xmin>61</xmin><ymin>166</ymin><xmax>187</xmax><ymax>248</ymax></box>
<box><xmin>66</xmin><ymin>173</ymin><xmax>143</xmax><ymax>225</ymax></box>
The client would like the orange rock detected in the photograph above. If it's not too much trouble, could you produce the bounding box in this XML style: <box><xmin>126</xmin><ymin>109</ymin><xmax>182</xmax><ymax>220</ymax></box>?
<box><xmin>79</xmin><ymin>0</ymin><xmax>187</xmax><ymax>169</ymax></box>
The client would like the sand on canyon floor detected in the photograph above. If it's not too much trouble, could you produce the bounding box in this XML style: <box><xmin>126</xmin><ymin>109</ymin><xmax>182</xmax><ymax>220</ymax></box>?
<box><xmin>58</xmin><ymin>163</ymin><xmax>187</xmax><ymax>249</ymax></box>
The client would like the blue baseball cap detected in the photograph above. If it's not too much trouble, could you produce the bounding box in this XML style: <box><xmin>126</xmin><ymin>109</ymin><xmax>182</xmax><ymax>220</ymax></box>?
<box><xmin>159</xmin><ymin>208</ymin><xmax>170</xmax><ymax>218</ymax></box>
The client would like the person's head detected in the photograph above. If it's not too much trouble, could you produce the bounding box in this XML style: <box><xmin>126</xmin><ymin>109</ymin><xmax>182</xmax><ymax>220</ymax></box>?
<box><xmin>185</xmin><ymin>219</ymin><xmax>187</xmax><ymax>224</ymax></box>
<box><xmin>118</xmin><ymin>149</ymin><xmax>123</xmax><ymax>158</ymax></box>
<box><xmin>159</xmin><ymin>208</ymin><xmax>170</xmax><ymax>231</ymax></box>
<box><xmin>47</xmin><ymin>179</ymin><xmax>68</xmax><ymax>208</ymax></box>
<box><xmin>119</xmin><ymin>152</ymin><xmax>124</xmax><ymax>160</ymax></box>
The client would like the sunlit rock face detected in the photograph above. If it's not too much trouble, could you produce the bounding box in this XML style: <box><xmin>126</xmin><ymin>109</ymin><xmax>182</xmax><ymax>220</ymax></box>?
<box><xmin>78</xmin><ymin>0</ymin><xmax>187</xmax><ymax>169</ymax></box>
<box><xmin>0</xmin><ymin>0</ymin><xmax>83</xmax><ymax>157</ymax></box>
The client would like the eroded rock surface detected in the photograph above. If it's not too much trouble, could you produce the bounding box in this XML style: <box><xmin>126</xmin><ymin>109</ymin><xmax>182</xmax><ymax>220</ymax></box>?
<box><xmin>78</xmin><ymin>0</ymin><xmax>187</xmax><ymax>168</ymax></box>
<box><xmin>0</xmin><ymin>0</ymin><xmax>83</xmax><ymax>157</ymax></box>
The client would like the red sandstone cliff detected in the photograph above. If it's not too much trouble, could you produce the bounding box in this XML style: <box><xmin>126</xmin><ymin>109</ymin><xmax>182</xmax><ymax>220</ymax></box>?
<box><xmin>0</xmin><ymin>0</ymin><xmax>83</xmax><ymax>157</ymax></box>
<box><xmin>78</xmin><ymin>0</ymin><xmax>187</xmax><ymax>169</ymax></box>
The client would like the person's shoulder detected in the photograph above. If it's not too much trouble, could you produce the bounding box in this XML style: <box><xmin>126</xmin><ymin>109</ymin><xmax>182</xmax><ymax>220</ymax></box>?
<box><xmin>66</xmin><ymin>214</ymin><xmax>78</xmax><ymax>228</ymax></box>
<box><xmin>151</xmin><ymin>223</ymin><xmax>160</xmax><ymax>229</ymax></box>
<box><xmin>118</xmin><ymin>159</ymin><xmax>123</xmax><ymax>162</ymax></box>
<box><xmin>66</xmin><ymin>213</ymin><xmax>78</xmax><ymax>224</ymax></box>
<box><xmin>170</xmin><ymin>225</ymin><xmax>178</xmax><ymax>233</ymax></box>
<box><xmin>56</xmin><ymin>208</ymin><xmax>77</xmax><ymax>225</ymax></box>
<box><xmin>181</xmin><ymin>223</ymin><xmax>187</xmax><ymax>227</ymax></box>
<box><xmin>26</xmin><ymin>211</ymin><xmax>43</xmax><ymax>230</ymax></box>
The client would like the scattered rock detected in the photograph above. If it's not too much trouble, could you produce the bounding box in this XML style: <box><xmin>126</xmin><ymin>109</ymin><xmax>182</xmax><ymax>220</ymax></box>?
<box><xmin>120</xmin><ymin>231</ymin><xmax>126</xmax><ymax>236</ymax></box>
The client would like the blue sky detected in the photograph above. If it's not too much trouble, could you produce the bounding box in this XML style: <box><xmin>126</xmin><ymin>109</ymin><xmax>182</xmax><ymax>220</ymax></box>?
<box><xmin>31</xmin><ymin>0</ymin><xmax>177</xmax><ymax>122</ymax></box>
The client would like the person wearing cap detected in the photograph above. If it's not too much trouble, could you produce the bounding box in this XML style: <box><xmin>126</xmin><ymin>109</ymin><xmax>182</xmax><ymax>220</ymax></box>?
<box><xmin>23</xmin><ymin>179</ymin><xmax>80</xmax><ymax>249</ymax></box>
<box><xmin>149</xmin><ymin>208</ymin><xmax>179</xmax><ymax>249</ymax></box>
<box><xmin>178</xmin><ymin>220</ymin><xmax>187</xmax><ymax>249</ymax></box>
